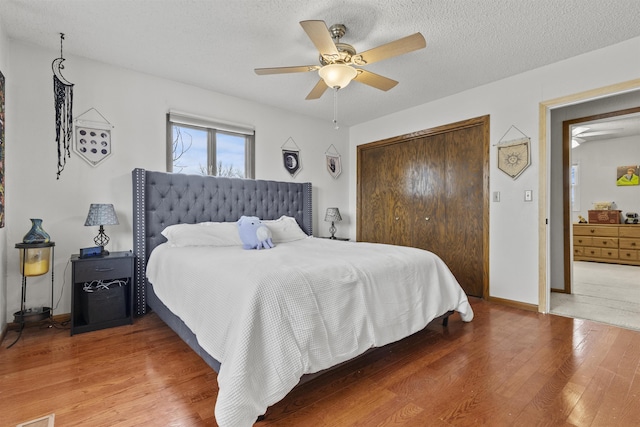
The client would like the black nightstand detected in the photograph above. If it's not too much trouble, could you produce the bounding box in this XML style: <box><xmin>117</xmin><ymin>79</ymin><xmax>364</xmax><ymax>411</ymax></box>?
<box><xmin>70</xmin><ymin>251</ymin><xmax>135</xmax><ymax>335</ymax></box>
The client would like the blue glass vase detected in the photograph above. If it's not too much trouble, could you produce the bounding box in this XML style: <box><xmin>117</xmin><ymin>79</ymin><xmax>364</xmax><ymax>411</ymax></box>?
<box><xmin>23</xmin><ymin>218</ymin><xmax>51</xmax><ymax>243</ymax></box>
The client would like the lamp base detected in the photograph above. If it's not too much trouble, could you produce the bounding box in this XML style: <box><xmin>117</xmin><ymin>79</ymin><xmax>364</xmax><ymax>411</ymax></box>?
<box><xmin>13</xmin><ymin>306</ymin><xmax>51</xmax><ymax>323</ymax></box>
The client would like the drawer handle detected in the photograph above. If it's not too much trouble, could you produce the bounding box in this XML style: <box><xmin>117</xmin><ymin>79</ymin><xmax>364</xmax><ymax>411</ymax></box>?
<box><xmin>603</xmin><ymin>241</ymin><xmax>608</xmax><ymax>245</ymax></box>
<box><xmin>632</xmin><ymin>243</ymin><xmax>637</xmax><ymax>247</ymax></box>
<box><xmin>590</xmin><ymin>229</ymin><xmax>595</xmax><ymax>233</ymax></box>
<box><xmin>94</xmin><ymin>267</ymin><xmax>115</xmax><ymax>272</ymax></box>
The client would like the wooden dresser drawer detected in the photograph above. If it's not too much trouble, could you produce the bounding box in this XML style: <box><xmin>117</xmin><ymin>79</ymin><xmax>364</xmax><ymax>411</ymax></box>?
<box><xmin>573</xmin><ymin>236</ymin><xmax>592</xmax><ymax>246</ymax></box>
<box><xmin>599</xmin><ymin>248</ymin><xmax>619</xmax><ymax>259</ymax></box>
<box><xmin>619</xmin><ymin>238</ymin><xmax>640</xmax><ymax>250</ymax></box>
<box><xmin>619</xmin><ymin>227</ymin><xmax>640</xmax><ymax>239</ymax></box>
<box><xmin>619</xmin><ymin>249</ymin><xmax>638</xmax><ymax>261</ymax></box>
<box><xmin>591</xmin><ymin>237</ymin><xmax>618</xmax><ymax>248</ymax></box>
<box><xmin>573</xmin><ymin>225</ymin><xmax>619</xmax><ymax>237</ymax></box>
<box><xmin>583</xmin><ymin>247</ymin><xmax>601</xmax><ymax>257</ymax></box>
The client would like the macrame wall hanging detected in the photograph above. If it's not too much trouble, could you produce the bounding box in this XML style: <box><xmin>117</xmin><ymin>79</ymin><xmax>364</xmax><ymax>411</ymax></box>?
<box><xmin>282</xmin><ymin>137</ymin><xmax>302</xmax><ymax>178</ymax></box>
<box><xmin>496</xmin><ymin>125</ymin><xmax>531</xmax><ymax>180</ymax></box>
<box><xmin>52</xmin><ymin>33</ymin><xmax>74</xmax><ymax>179</ymax></box>
<box><xmin>325</xmin><ymin>144</ymin><xmax>342</xmax><ymax>179</ymax></box>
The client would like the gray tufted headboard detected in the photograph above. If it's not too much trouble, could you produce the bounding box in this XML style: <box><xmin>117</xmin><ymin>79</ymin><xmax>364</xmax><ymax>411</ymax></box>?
<box><xmin>131</xmin><ymin>168</ymin><xmax>313</xmax><ymax>315</ymax></box>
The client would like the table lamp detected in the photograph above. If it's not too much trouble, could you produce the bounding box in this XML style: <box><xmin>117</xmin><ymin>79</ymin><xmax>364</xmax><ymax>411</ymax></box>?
<box><xmin>324</xmin><ymin>207</ymin><xmax>342</xmax><ymax>239</ymax></box>
<box><xmin>84</xmin><ymin>203</ymin><xmax>119</xmax><ymax>253</ymax></box>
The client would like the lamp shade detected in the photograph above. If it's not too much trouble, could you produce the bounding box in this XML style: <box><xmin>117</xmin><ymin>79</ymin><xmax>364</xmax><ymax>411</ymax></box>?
<box><xmin>324</xmin><ymin>207</ymin><xmax>342</xmax><ymax>222</ymax></box>
<box><xmin>84</xmin><ymin>203</ymin><xmax>119</xmax><ymax>226</ymax></box>
<box><xmin>318</xmin><ymin>64</ymin><xmax>357</xmax><ymax>89</ymax></box>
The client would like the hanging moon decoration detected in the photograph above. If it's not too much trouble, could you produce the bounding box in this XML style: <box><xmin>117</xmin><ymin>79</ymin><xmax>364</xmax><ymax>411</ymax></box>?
<box><xmin>52</xmin><ymin>33</ymin><xmax>74</xmax><ymax>179</ymax></box>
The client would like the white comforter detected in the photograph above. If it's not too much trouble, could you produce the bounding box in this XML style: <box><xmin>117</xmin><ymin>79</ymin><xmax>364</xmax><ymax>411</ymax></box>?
<box><xmin>146</xmin><ymin>237</ymin><xmax>473</xmax><ymax>427</ymax></box>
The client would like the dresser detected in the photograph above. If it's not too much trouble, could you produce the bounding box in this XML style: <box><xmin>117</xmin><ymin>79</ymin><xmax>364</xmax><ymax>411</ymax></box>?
<box><xmin>573</xmin><ymin>224</ymin><xmax>640</xmax><ymax>266</ymax></box>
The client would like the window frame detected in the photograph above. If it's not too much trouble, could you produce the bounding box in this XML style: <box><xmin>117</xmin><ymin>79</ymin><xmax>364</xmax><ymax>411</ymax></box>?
<box><xmin>166</xmin><ymin>111</ymin><xmax>255</xmax><ymax>178</ymax></box>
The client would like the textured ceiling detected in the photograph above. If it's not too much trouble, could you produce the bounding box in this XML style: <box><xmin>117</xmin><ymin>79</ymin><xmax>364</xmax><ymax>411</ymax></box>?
<box><xmin>1</xmin><ymin>0</ymin><xmax>640</xmax><ymax>126</ymax></box>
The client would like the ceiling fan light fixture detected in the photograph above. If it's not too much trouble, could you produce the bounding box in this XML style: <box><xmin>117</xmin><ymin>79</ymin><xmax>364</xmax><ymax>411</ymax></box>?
<box><xmin>318</xmin><ymin>63</ymin><xmax>357</xmax><ymax>89</ymax></box>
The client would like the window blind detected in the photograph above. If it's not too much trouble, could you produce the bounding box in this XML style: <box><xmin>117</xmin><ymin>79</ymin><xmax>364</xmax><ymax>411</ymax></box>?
<box><xmin>168</xmin><ymin>111</ymin><xmax>255</xmax><ymax>135</ymax></box>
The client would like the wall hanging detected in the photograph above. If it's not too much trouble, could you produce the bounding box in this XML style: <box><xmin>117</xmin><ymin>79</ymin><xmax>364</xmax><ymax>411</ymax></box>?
<box><xmin>281</xmin><ymin>137</ymin><xmax>301</xmax><ymax>177</ymax></box>
<box><xmin>52</xmin><ymin>33</ymin><xmax>74</xmax><ymax>179</ymax></box>
<box><xmin>74</xmin><ymin>108</ymin><xmax>114</xmax><ymax>167</ymax></box>
<box><xmin>325</xmin><ymin>144</ymin><xmax>342</xmax><ymax>179</ymax></box>
<box><xmin>496</xmin><ymin>125</ymin><xmax>531</xmax><ymax>179</ymax></box>
<box><xmin>616</xmin><ymin>165</ymin><xmax>639</xmax><ymax>186</ymax></box>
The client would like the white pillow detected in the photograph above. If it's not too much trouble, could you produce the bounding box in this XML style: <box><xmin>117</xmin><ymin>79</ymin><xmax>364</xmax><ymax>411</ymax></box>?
<box><xmin>263</xmin><ymin>215</ymin><xmax>308</xmax><ymax>243</ymax></box>
<box><xmin>161</xmin><ymin>222</ymin><xmax>242</xmax><ymax>247</ymax></box>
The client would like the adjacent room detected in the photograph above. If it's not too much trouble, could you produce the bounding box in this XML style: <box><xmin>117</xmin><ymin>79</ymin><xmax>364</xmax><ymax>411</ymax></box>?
<box><xmin>0</xmin><ymin>1</ymin><xmax>639</xmax><ymax>426</ymax></box>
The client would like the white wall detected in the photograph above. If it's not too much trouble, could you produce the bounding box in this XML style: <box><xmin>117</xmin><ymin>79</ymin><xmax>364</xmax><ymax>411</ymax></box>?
<box><xmin>572</xmin><ymin>135</ymin><xmax>640</xmax><ymax>220</ymax></box>
<box><xmin>0</xmin><ymin>19</ymin><xmax>8</xmax><ymax>331</ymax></box>
<box><xmin>349</xmin><ymin>36</ymin><xmax>640</xmax><ymax>306</ymax></box>
<box><xmin>4</xmin><ymin>40</ymin><xmax>349</xmax><ymax>322</ymax></box>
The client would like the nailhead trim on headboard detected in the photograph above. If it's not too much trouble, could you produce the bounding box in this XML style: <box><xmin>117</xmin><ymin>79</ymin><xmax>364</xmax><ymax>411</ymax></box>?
<box><xmin>131</xmin><ymin>168</ymin><xmax>313</xmax><ymax>316</ymax></box>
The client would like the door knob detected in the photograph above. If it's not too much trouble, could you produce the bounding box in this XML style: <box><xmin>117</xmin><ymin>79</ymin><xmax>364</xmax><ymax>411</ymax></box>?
<box><xmin>425</xmin><ymin>217</ymin><xmax>430</xmax><ymax>221</ymax></box>
<box><xmin>395</xmin><ymin>217</ymin><xmax>399</xmax><ymax>221</ymax></box>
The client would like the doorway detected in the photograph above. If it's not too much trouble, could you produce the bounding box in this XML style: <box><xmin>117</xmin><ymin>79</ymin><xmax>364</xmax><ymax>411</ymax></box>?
<box><xmin>561</xmin><ymin>109</ymin><xmax>640</xmax><ymax>294</ymax></box>
<box><xmin>538</xmin><ymin>80</ymin><xmax>640</xmax><ymax>317</ymax></box>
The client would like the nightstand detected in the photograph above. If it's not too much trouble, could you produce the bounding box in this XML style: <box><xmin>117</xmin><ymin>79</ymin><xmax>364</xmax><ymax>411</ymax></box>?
<box><xmin>70</xmin><ymin>251</ymin><xmax>135</xmax><ymax>335</ymax></box>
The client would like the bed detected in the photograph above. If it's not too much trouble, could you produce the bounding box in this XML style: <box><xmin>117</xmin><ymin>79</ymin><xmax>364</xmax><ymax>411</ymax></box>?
<box><xmin>131</xmin><ymin>168</ymin><xmax>473</xmax><ymax>427</ymax></box>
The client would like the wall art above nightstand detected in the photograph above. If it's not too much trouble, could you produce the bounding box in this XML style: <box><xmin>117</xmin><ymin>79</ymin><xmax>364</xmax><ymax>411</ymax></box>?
<box><xmin>73</xmin><ymin>107</ymin><xmax>114</xmax><ymax>167</ymax></box>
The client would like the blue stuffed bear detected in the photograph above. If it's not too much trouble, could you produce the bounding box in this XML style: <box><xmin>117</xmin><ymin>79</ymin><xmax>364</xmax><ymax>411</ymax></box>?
<box><xmin>237</xmin><ymin>216</ymin><xmax>275</xmax><ymax>250</ymax></box>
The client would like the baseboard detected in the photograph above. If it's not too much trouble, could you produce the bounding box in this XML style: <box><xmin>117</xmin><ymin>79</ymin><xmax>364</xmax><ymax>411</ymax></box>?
<box><xmin>0</xmin><ymin>323</ymin><xmax>7</xmax><ymax>345</ymax></box>
<box><xmin>486</xmin><ymin>296</ymin><xmax>538</xmax><ymax>312</ymax></box>
<box><xmin>6</xmin><ymin>313</ymin><xmax>71</xmax><ymax>331</ymax></box>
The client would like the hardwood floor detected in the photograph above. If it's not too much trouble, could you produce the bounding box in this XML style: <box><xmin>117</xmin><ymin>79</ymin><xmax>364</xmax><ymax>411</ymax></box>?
<box><xmin>2</xmin><ymin>297</ymin><xmax>639</xmax><ymax>426</ymax></box>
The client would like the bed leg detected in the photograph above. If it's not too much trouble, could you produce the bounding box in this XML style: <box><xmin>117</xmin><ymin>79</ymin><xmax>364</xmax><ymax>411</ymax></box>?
<box><xmin>441</xmin><ymin>310</ymin><xmax>454</xmax><ymax>327</ymax></box>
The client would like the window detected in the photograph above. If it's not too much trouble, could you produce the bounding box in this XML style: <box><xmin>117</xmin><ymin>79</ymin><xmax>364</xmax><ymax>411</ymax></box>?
<box><xmin>167</xmin><ymin>112</ymin><xmax>255</xmax><ymax>178</ymax></box>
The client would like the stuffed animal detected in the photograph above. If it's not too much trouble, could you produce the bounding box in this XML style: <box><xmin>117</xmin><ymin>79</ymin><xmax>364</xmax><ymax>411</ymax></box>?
<box><xmin>237</xmin><ymin>216</ymin><xmax>275</xmax><ymax>250</ymax></box>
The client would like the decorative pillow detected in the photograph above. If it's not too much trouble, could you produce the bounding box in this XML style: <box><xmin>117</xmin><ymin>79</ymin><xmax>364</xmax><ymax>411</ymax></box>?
<box><xmin>161</xmin><ymin>222</ymin><xmax>242</xmax><ymax>247</ymax></box>
<box><xmin>263</xmin><ymin>215</ymin><xmax>308</xmax><ymax>243</ymax></box>
<box><xmin>237</xmin><ymin>216</ymin><xmax>275</xmax><ymax>250</ymax></box>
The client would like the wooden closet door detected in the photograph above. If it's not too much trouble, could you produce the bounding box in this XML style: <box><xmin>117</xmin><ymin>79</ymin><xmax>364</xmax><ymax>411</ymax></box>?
<box><xmin>411</xmin><ymin>133</ymin><xmax>447</xmax><ymax>252</ymax></box>
<box><xmin>358</xmin><ymin>116</ymin><xmax>489</xmax><ymax>298</ymax></box>
<box><xmin>442</xmin><ymin>125</ymin><xmax>485</xmax><ymax>296</ymax></box>
<box><xmin>358</xmin><ymin>140</ymin><xmax>415</xmax><ymax>246</ymax></box>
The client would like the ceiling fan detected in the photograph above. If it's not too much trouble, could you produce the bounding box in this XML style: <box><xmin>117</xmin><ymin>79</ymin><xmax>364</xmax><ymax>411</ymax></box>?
<box><xmin>254</xmin><ymin>20</ymin><xmax>427</xmax><ymax>100</ymax></box>
<box><xmin>571</xmin><ymin>125</ymin><xmax>624</xmax><ymax>148</ymax></box>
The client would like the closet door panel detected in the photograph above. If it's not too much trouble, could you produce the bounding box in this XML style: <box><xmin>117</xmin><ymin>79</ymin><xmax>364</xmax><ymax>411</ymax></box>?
<box><xmin>411</xmin><ymin>134</ymin><xmax>447</xmax><ymax>255</ymax></box>
<box><xmin>359</xmin><ymin>141</ymin><xmax>414</xmax><ymax>246</ymax></box>
<box><xmin>442</xmin><ymin>125</ymin><xmax>485</xmax><ymax>297</ymax></box>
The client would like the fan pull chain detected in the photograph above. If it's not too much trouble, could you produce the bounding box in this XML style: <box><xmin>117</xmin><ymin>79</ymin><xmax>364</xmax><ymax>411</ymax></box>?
<box><xmin>333</xmin><ymin>87</ymin><xmax>339</xmax><ymax>130</ymax></box>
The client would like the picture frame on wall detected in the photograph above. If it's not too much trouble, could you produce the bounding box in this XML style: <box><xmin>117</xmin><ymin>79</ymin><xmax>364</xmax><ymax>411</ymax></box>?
<box><xmin>616</xmin><ymin>165</ymin><xmax>639</xmax><ymax>186</ymax></box>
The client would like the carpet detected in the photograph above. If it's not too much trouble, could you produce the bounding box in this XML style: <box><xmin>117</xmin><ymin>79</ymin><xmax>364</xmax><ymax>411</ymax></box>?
<box><xmin>550</xmin><ymin>261</ymin><xmax>640</xmax><ymax>331</ymax></box>
<box><xmin>16</xmin><ymin>414</ymin><xmax>54</xmax><ymax>427</ymax></box>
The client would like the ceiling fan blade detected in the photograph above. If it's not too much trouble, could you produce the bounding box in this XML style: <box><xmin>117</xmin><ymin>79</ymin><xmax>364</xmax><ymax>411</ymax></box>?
<box><xmin>357</xmin><ymin>33</ymin><xmax>426</xmax><ymax>65</ymax></box>
<box><xmin>300</xmin><ymin>20</ymin><xmax>339</xmax><ymax>57</ymax></box>
<box><xmin>578</xmin><ymin>129</ymin><xmax>624</xmax><ymax>137</ymax></box>
<box><xmin>255</xmin><ymin>65</ymin><xmax>319</xmax><ymax>75</ymax></box>
<box><xmin>353</xmin><ymin>69</ymin><xmax>398</xmax><ymax>91</ymax></box>
<box><xmin>306</xmin><ymin>79</ymin><xmax>329</xmax><ymax>100</ymax></box>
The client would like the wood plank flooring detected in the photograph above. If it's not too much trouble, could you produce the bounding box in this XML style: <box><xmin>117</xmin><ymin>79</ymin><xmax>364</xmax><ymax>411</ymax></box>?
<box><xmin>1</xmin><ymin>297</ymin><xmax>639</xmax><ymax>426</ymax></box>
